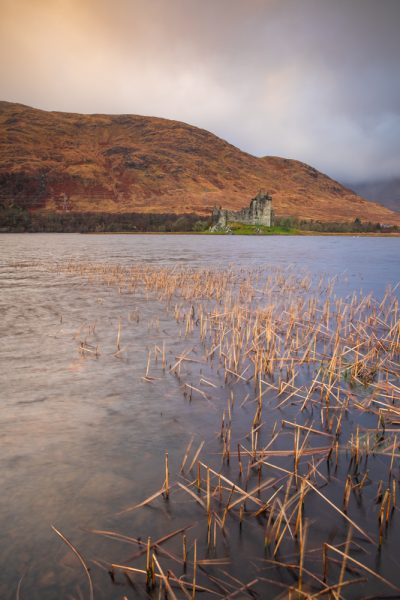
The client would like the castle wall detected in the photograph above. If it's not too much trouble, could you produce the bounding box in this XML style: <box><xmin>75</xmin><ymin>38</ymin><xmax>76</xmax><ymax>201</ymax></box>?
<box><xmin>212</xmin><ymin>191</ymin><xmax>273</xmax><ymax>228</ymax></box>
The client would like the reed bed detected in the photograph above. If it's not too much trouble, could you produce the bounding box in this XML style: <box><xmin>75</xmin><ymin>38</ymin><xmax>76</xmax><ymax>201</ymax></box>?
<box><xmin>43</xmin><ymin>260</ymin><xmax>400</xmax><ymax>598</ymax></box>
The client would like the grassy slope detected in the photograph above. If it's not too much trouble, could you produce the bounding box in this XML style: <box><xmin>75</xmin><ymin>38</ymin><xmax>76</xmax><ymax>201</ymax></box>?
<box><xmin>1</xmin><ymin>101</ymin><xmax>400</xmax><ymax>225</ymax></box>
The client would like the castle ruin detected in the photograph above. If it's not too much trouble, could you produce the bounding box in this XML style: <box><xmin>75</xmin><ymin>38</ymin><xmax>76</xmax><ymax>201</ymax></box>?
<box><xmin>212</xmin><ymin>190</ymin><xmax>273</xmax><ymax>229</ymax></box>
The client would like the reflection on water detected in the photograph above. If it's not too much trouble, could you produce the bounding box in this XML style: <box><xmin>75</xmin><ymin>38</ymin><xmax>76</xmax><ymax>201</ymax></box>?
<box><xmin>0</xmin><ymin>234</ymin><xmax>399</xmax><ymax>599</ymax></box>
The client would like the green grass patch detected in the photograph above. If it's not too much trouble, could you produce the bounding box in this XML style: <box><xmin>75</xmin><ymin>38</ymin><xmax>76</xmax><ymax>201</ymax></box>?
<box><xmin>210</xmin><ymin>222</ymin><xmax>299</xmax><ymax>235</ymax></box>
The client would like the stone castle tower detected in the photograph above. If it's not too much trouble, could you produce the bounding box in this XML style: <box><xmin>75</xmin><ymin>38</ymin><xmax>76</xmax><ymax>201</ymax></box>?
<box><xmin>212</xmin><ymin>190</ymin><xmax>273</xmax><ymax>228</ymax></box>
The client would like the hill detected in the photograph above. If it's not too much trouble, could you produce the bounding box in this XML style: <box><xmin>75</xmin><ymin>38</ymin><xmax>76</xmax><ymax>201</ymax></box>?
<box><xmin>1</xmin><ymin>101</ymin><xmax>399</xmax><ymax>225</ymax></box>
<box><xmin>347</xmin><ymin>179</ymin><xmax>400</xmax><ymax>213</ymax></box>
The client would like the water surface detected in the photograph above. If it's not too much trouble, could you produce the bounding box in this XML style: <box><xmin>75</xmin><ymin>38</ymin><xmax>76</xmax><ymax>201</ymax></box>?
<box><xmin>0</xmin><ymin>234</ymin><xmax>399</xmax><ymax>598</ymax></box>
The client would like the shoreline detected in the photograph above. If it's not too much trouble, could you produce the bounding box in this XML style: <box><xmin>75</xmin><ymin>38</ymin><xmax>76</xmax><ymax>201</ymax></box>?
<box><xmin>84</xmin><ymin>230</ymin><xmax>400</xmax><ymax>237</ymax></box>
<box><xmin>1</xmin><ymin>230</ymin><xmax>400</xmax><ymax>237</ymax></box>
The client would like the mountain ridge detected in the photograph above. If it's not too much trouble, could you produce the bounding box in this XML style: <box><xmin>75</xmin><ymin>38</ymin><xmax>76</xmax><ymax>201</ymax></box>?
<box><xmin>1</xmin><ymin>101</ymin><xmax>399</xmax><ymax>225</ymax></box>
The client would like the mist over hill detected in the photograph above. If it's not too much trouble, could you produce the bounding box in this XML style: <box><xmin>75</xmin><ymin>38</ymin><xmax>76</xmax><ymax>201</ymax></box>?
<box><xmin>347</xmin><ymin>179</ymin><xmax>400</xmax><ymax>213</ymax></box>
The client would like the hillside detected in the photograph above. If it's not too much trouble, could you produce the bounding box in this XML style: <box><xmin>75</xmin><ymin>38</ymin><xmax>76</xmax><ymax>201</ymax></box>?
<box><xmin>348</xmin><ymin>179</ymin><xmax>400</xmax><ymax>213</ymax></box>
<box><xmin>1</xmin><ymin>101</ymin><xmax>399</xmax><ymax>225</ymax></box>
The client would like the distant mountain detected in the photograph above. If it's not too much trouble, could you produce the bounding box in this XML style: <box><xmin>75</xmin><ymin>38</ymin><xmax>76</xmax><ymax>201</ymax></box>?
<box><xmin>347</xmin><ymin>179</ymin><xmax>400</xmax><ymax>213</ymax></box>
<box><xmin>1</xmin><ymin>101</ymin><xmax>399</xmax><ymax>224</ymax></box>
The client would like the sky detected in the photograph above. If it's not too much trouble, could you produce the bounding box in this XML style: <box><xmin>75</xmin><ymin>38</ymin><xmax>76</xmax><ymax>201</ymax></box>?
<box><xmin>1</xmin><ymin>0</ymin><xmax>399</xmax><ymax>183</ymax></box>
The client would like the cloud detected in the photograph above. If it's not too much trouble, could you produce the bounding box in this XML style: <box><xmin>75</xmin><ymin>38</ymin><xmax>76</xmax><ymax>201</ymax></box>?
<box><xmin>0</xmin><ymin>0</ymin><xmax>399</xmax><ymax>182</ymax></box>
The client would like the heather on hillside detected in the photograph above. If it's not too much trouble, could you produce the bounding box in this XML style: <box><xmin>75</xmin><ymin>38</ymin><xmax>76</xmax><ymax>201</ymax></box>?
<box><xmin>1</xmin><ymin>101</ymin><xmax>399</xmax><ymax>226</ymax></box>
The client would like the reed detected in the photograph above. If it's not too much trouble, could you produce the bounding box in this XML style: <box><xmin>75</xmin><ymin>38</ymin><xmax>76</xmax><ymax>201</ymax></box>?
<box><xmin>48</xmin><ymin>260</ymin><xmax>400</xmax><ymax>598</ymax></box>
<box><xmin>51</xmin><ymin>525</ymin><xmax>94</xmax><ymax>600</ymax></box>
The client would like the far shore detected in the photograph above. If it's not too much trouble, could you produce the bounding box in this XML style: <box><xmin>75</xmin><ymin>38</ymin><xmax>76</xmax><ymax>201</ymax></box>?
<box><xmin>85</xmin><ymin>230</ymin><xmax>400</xmax><ymax>237</ymax></box>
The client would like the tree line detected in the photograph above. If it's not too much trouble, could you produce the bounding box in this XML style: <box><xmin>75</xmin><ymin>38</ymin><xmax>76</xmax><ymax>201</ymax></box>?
<box><xmin>0</xmin><ymin>206</ymin><xmax>210</xmax><ymax>233</ymax></box>
<box><xmin>0</xmin><ymin>204</ymin><xmax>397</xmax><ymax>234</ymax></box>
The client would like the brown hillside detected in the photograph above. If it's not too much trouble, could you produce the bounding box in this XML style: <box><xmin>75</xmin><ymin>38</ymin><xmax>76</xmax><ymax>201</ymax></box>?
<box><xmin>1</xmin><ymin>101</ymin><xmax>399</xmax><ymax>224</ymax></box>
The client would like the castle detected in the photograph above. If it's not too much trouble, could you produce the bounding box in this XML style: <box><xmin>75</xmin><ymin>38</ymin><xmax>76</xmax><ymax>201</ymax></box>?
<box><xmin>211</xmin><ymin>190</ymin><xmax>273</xmax><ymax>229</ymax></box>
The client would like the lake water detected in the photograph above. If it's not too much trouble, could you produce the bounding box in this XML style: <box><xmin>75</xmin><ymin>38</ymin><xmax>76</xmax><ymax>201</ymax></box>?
<box><xmin>0</xmin><ymin>234</ymin><xmax>399</xmax><ymax>599</ymax></box>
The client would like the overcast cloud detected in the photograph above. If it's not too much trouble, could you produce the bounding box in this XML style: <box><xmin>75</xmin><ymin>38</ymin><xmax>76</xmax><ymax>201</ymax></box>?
<box><xmin>1</xmin><ymin>0</ymin><xmax>399</xmax><ymax>182</ymax></box>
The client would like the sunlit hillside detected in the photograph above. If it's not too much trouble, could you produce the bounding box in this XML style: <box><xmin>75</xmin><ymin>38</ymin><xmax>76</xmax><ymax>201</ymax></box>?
<box><xmin>1</xmin><ymin>101</ymin><xmax>399</xmax><ymax>224</ymax></box>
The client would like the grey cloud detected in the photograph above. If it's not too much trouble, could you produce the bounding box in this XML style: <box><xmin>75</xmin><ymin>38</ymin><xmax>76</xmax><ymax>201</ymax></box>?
<box><xmin>0</xmin><ymin>0</ymin><xmax>399</xmax><ymax>182</ymax></box>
